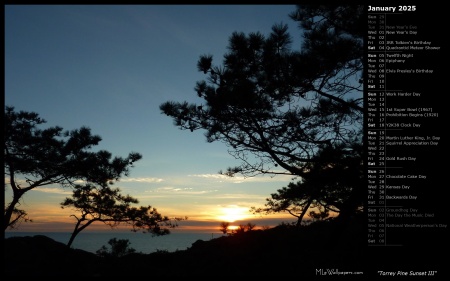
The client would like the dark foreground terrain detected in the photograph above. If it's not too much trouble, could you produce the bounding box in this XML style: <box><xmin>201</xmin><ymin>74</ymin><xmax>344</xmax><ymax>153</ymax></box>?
<box><xmin>3</xmin><ymin>215</ymin><xmax>444</xmax><ymax>278</ymax></box>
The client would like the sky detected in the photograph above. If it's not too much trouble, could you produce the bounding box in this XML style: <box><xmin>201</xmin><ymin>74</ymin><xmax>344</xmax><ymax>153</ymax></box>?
<box><xmin>4</xmin><ymin>4</ymin><xmax>303</xmax><ymax>233</ymax></box>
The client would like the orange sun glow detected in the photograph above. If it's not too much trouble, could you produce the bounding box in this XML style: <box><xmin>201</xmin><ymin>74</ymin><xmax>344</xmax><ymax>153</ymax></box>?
<box><xmin>217</xmin><ymin>205</ymin><xmax>249</xmax><ymax>222</ymax></box>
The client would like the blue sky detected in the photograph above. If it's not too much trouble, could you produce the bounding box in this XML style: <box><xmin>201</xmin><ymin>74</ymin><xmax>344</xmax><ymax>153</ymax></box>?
<box><xmin>5</xmin><ymin>4</ymin><xmax>303</xmax><ymax>233</ymax></box>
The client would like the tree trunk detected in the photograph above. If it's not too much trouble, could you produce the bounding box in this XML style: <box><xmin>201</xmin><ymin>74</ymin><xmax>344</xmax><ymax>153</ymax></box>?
<box><xmin>296</xmin><ymin>199</ymin><xmax>313</xmax><ymax>227</ymax></box>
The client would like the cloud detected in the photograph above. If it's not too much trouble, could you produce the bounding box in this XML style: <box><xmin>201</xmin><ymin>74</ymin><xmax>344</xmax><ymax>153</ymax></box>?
<box><xmin>32</xmin><ymin>187</ymin><xmax>72</xmax><ymax>195</ymax></box>
<box><xmin>209</xmin><ymin>193</ymin><xmax>266</xmax><ymax>200</ymax></box>
<box><xmin>120</xmin><ymin>177</ymin><xmax>164</xmax><ymax>183</ymax></box>
<box><xmin>188</xmin><ymin>173</ymin><xmax>291</xmax><ymax>184</ymax></box>
<box><xmin>144</xmin><ymin>186</ymin><xmax>218</xmax><ymax>195</ymax></box>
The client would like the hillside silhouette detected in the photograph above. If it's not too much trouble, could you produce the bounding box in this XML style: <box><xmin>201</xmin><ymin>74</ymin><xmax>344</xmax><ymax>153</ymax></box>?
<box><xmin>4</xmin><ymin>216</ymin><xmax>367</xmax><ymax>277</ymax></box>
<box><xmin>5</xmin><ymin>213</ymin><xmax>445</xmax><ymax>279</ymax></box>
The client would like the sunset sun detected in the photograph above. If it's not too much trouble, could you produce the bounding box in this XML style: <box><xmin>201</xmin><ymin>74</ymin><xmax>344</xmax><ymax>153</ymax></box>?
<box><xmin>217</xmin><ymin>205</ymin><xmax>249</xmax><ymax>222</ymax></box>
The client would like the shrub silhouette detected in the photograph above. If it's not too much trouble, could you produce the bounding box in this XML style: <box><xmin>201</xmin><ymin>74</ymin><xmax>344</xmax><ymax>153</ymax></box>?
<box><xmin>96</xmin><ymin>238</ymin><xmax>136</xmax><ymax>258</ymax></box>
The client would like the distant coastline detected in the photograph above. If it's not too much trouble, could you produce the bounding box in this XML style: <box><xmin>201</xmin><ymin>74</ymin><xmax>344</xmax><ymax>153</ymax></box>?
<box><xmin>4</xmin><ymin>231</ymin><xmax>220</xmax><ymax>254</ymax></box>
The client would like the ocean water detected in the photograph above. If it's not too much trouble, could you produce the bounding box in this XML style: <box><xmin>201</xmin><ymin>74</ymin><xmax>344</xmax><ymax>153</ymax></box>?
<box><xmin>4</xmin><ymin>231</ymin><xmax>222</xmax><ymax>254</ymax></box>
